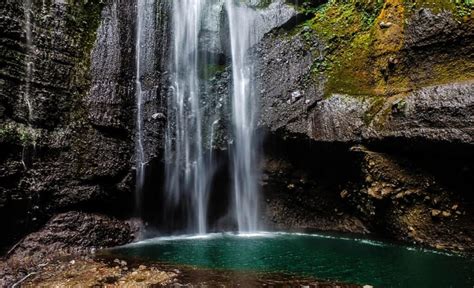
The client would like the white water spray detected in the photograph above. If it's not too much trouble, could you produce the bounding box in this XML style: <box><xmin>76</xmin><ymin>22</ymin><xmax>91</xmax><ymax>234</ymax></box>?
<box><xmin>163</xmin><ymin>0</ymin><xmax>294</xmax><ymax>233</ymax></box>
<box><xmin>226</xmin><ymin>0</ymin><xmax>260</xmax><ymax>232</ymax></box>
<box><xmin>166</xmin><ymin>0</ymin><xmax>208</xmax><ymax>234</ymax></box>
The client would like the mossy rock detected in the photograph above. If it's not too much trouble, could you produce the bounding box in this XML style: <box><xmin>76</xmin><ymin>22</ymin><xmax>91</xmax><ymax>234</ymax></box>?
<box><xmin>302</xmin><ymin>0</ymin><xmax>473</xmax><ymax>100</ymax></box>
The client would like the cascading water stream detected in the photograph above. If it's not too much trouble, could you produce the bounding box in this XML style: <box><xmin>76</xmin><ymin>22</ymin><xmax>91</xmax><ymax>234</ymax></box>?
<box><xmin>226</xmin><ymin>0</ymin><xmax>260</xmax><ymax>232</ymax></box>
<box><xmin>161</xmin><ymin>0</ymin><xmax>294</xmax><ymax>234</ymax></box>
<box><xmin>24</xmin><ymin>0</ymin><xmax>34</xmax><ymax>122</ymax></box>
<box><xmin>165</xmin><ymin>0</ymin><xmax>208</xmax><ymax>234</ymax></box>
<box><xmin>135</xmin><ymin>0</ymin><xmax>145</xmax><ymax>212</ymax></box>
<box><xmin>21</xmin><ymin>0</ymin><xmax>36</xmax><ymax>171</ymax></box>
<box><xmin>135</xmin><ymin>0</ymin><xmax>157</xmax><ymax>212</ymax></box>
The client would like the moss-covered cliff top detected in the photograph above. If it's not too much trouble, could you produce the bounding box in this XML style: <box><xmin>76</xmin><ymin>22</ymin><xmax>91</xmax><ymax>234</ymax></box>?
<box><xmin>298</xmin><ymin>0</ymin><xmax>473</xmax><ymax>98</ymax></box>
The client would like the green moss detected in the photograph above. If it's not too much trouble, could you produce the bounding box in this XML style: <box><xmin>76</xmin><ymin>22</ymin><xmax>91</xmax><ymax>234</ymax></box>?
<box><xmin>287</xmin><ymin>0</ymin><xmax>473</xmax><ymax>131</ymax></box>
<box><xmin>201</xmin><ymin>64</ymin><xmax>226</xmax><ymax>80</ymax></box>
<box><xmin>64</xmin><ymin>1</ymin><xmax>105</xmax><ymax>124</ymax></box>
<box><xmin>362</xmin><ymin>96</ymin><xmax>386</xmax><ymax>125</ymax></box>
<box><xmin>305</xmin><ymin>0</ymin><xmax>473</xmax><ymax>100</ymax></box>
<box><xmin>307</xmin><ymin>1</ymin><xmax>382</xmax><ymax>97</ymax></box>
<box><xmin>0</xmin><ymin>123</ymin><xmax>37</xmax><ymax>145</ymax></box>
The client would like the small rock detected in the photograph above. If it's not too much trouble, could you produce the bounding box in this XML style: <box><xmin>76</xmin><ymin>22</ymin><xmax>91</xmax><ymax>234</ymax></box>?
<box><xmin>139</xmin><ymin>265</ymin><xmax>147</xmax><ymax>270</ymax></box>
<box><xmin>340</xmin><ymin>190</ymin><xmax>349</xmax><ymax>199</ymax></box>
<box><xmin>395</xmin><ymin>192</ymin><xmax>404</xmax><ymax>199</ymax></box>
<box><xmin>69</xmin><ymin>260</ymin><xmax>75</xmax><ymax>265</ymax></box>
<box><xmin>290</xmin><ymin>90</ymin><xmax>303</xmax><ymax>103</ymax></box>
<box><xmin>120</xmin><ymin>260</ymin><xmax>127</xmax><ymax>266</ymax></box>
<box><xmin>435</xmin><ymin>244</ymin><xmax>445</xmax><ymax>250</ymax></box>
<box><xmin>431</xmin><ymin>209</ymin><xmax>441</xmax><ymax>217</ymax></box>
<box><xmin>451</xmin><ymin>204</ymin><xmax>458</xmax><ymax>210</ymax></box>
<box><xmin>379</xmin><ymin>21</ymin><xmax>392</xmax><ymax>29</ymax></box>
<box><xmin>287</xmin><ymin>183</ymin><xmax>295</xmax><ymax>190</ymax></box>
<box><xmin>151</xmin><ymin>112</ymin><xmax>166</xmax><ymax>120</ymax></box>
<box><xmin>441</xmin><ymin>211</ymin><xmax>451</xmax><ymax>217</ymax></box>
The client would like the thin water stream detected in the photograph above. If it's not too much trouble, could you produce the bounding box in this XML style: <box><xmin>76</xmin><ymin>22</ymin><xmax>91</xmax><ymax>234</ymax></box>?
<box><xmin>135</xmin><ymin>0</ymin><xmax>158</xmax><ymax>213</ymax></box>
<box><xmin>24</xmin><ymin>0</ymin><xmax>34</xmax><ymax>122</ymax></box>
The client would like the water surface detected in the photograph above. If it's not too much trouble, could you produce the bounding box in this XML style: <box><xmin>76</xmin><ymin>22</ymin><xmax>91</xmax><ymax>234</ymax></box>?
<box><xmin>109</xmin><ymin>232</ymin><xmax>474</xmax><ymax>287</ymax></box>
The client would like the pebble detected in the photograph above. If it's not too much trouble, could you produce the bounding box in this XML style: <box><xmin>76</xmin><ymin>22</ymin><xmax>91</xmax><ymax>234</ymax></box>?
<box><xmin>379</xmin><ymin>21</ymin><xmax>393</xmax><ymax>29</ymax></box>
<box><xmin>441</xmin><ymin>211</ymin><xmax>451</xmax><ymax>217</ymax></box>
<box><xmin>431</xmin><ymin>209</ymin><xmax>441</xmax><ymax>217</ymax></box>
<box><xmin>340</xmin><ymin>190</ymin><xmax>348</xmax><ymax>199</ymax></box>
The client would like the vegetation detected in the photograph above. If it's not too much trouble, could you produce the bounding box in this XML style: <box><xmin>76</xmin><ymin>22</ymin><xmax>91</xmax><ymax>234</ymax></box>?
<box><xmin>0</xmin><ymin>123</ymin><xmax>37</xmax><ymax>145</ymax></box>
<box><xmin>288</xmin><ymin>0</ymin><xmax>473</xmax><ymax>127</ymax></box>
<box><xmin>293</xmin><ymin>0</ymin><xmax>473</xmax><ymax>95</ymax></box>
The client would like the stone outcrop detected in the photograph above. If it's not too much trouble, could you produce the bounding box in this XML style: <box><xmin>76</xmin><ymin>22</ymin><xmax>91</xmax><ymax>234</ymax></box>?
<box><xmin>258</xmin><ymin>2</ymin><xmax>474</xmax><ymax>143</ymax></box>
<box><xmin>0</xmin><ymin>211</ymin><xmax>136</xmax><ymax>286</ymax></box>
<box><xmin>311</xmin><ymin>82</ymin><xmax>474</xmax><ymax>143</ymax></box>
<box><xmin>257</xmin><ymin>1</ymin><xmax>474</xmax><ymax>252</ymax></box>
<box><xmin>346</xmin><ymin>145</ymin><xmax>473</xmax><ymax>251</ymax></box>
<box><xmin>0</xmin><ymin>0</ymin><xmax>139</xmax><ymax>248</ymax></box>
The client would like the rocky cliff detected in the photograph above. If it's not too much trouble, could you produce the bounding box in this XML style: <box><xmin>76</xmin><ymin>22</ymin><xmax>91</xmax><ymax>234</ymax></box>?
<box><xmin>0</xmin><ymin>0</ymin><xmax>142</xmax><ymax>248</ymax></box>
<box><xmin>258</xmin><ymin>0</ymin><xmax>473</xmax><ymax>252</ymax></box>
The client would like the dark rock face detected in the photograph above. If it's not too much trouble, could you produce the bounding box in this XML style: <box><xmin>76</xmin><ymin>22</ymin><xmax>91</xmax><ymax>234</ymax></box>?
<box><xmin>88</xmin><ymin>1</ymin><xmax>136</xmax><ymax>131</ymax></box>
<box><xmin>261</xmin><ymin>137</ymin><xmax>474</xmax><ymax>252</ymax></box>
<box><xmin>256</xmin><ymin>7</ymin><xmax>474</xmax><ymax>251</ymax></box>
<box><xmin>0</xmin><ymin>0</ymin><xmax>140</xmax><ymax>248</ymax></box>
<box><xmin>0</xmin><ymin>211</ymin><xmax>136</xmax><ymax>287</ymax></box>
<box><xmin>12</xmin><ymin>211</ymin><xmax>135</xmax><ymax>256</ymax></box>
<box><xmin>138</xmin><ymin>0</ymin><xmax>171</xmax><ymax>163</ymax></box>
<box><xmin>257</xmin><ymin>30</ymin><xmax>324</xmax><ymax>136</ymax></box>
<box><xmin>404</xmin><ymin>9</ymin><xmax>473</xmax><ymax>48</ymax></box>
<box><xmin>257</xmin><ymin>7</ymin><xmax>474</xmax><ymax>144</ymax></box>
<box><xmin>345</xmin><ymin>145</ymin><xmax>474</xmax><ymax>252</ymax></box>
<box><xmin>261</xmin><ymin>137</ymin><xmax>369</xmax><ymax>234</ymax></box>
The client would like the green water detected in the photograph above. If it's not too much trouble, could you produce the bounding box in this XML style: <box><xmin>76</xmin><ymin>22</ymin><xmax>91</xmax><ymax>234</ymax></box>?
<box><xmin>109</xmin><ymin>232</ymin><xmax>474</xmax><ymax>287</ymax></box>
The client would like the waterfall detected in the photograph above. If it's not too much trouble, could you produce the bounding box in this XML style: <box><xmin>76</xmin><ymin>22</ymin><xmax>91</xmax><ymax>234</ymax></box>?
<box><xmin>161</xmin><ymin>0</ymin><xmax>294</xmax><ymax>234</ymax></box>
<box><xmin>226</xmin><ymin>0</ymin><xmax>260</xmax><ymax>232</ymax></box>
<box><xmin>135</xmin><ymin>0</ymin><xmax>157</xmax><ymax>212</ymax></box>
<box><xmin>165</xmin><ymin>0</ymin><xmax>208</xmax><ymax>234</ymax></box>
